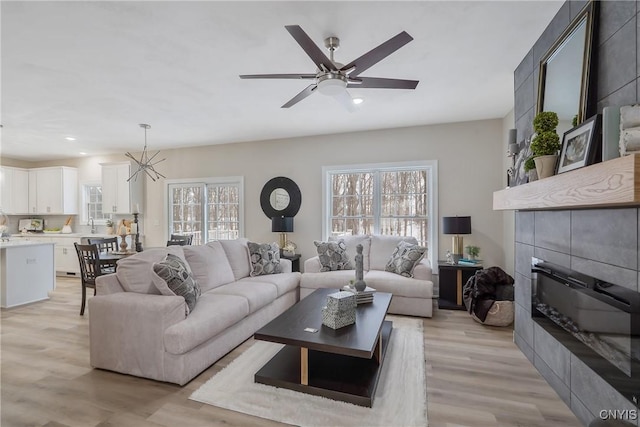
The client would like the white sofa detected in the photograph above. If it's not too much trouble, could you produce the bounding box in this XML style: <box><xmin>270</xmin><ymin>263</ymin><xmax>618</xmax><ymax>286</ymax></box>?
<box><xmin>88</xmin><ymin>238</ymin><xmax>300</xmax><ymax>385</ymax></box>
<box><xmin>300</xmin><ymin>235</ymin><xmax>434</xmax><ymax>317</ymax></box>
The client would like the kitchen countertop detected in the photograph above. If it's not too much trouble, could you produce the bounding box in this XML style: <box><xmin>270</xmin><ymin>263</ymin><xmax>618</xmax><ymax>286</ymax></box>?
<box><xmin>11</xmin><ymin>233</ymin><xmax>114</xmax><ymax>238</ymax></box>
<box><xmin>0</xmin><ymin>240</ymin><xmax>56</xmax><ymax>248</ymax></box>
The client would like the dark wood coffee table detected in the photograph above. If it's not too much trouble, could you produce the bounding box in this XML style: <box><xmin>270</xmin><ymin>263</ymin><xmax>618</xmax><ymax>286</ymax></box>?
<box><xmin>254</xmin><ymin>288</ymin><xmax>393</xmax><ymax>407</ymax></box>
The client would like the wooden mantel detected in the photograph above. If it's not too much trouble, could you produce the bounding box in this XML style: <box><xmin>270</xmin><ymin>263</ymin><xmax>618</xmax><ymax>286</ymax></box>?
<box><xmin>493</xmin><ymin>154</ymin><xmax>640</xmax><ymax>210</ymax></box>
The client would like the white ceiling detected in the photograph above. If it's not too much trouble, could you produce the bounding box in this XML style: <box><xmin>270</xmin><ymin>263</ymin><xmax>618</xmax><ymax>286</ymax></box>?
<box><xmin>1</xmin><ymin>1</ymin><xmax>563</xmax><ymax>161</ymax></box>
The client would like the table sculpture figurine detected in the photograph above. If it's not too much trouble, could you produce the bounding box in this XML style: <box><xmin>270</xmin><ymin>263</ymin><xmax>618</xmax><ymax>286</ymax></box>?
<box><xmin>354</xmin><ymin>243</ymin><xmax>367</xmax><ymax>292</ymax></box>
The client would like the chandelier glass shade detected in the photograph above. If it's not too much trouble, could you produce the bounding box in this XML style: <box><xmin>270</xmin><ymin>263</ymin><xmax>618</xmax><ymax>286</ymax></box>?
<box><xmin>126</xmin><ymin>124</ymin><xmax>166</xmax><ymax>182</ymax></box>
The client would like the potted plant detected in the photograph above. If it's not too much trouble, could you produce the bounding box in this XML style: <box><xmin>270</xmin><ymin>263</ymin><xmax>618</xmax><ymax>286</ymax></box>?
<box><xmin>106</xmin><ymin>219</ymin><xmax>114</xmax><ymax>235</ymax></box>
<box><xmin>465</xmin><ymin>245</ymin><xmax>480</xmax><ymax>260</ymax></box>
<box><xmin>530</xmin><ymin>111</ymin><xmax>560</xmax><ymax>179</ymax></box>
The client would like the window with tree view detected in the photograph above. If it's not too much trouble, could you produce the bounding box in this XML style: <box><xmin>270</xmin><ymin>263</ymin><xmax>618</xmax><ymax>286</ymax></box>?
<box><xmin>168</xmin><ymin>178</ymin><xmax>243</xmax><ymax>245</ymax></box>
<box><xmin>325</xmin><ymin>162</ymin><xmax>436</xmax><ymax>259</ymax></box>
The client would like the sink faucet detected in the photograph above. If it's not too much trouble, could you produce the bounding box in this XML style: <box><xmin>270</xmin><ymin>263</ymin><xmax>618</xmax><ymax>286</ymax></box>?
<box><xmin>89</xmin><ymin>217</ymin><xmax>96</xmax><ymax>234</ymax></box>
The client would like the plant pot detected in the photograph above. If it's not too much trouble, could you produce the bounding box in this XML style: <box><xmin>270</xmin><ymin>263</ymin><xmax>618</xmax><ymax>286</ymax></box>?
<box><xmin>106</xmin><ymin>227</ymin><xmax>114</xmax><ymax>235</ymax></box>
<box><xmin>534</xmin><ymin>155</ymin><xmax>558</xmax><ymax>179</ymax></box>
<box><xmin>527</xmin><ymin>169</ymin><xmax>538</xmax><ymax>182</ymax></box>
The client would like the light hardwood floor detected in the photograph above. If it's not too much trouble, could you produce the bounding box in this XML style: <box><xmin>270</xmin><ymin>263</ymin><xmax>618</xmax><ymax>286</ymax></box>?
<box><xmin>1</xmin><ymin>278</ymin><xmax>581</xmax><ymax>427</ymax></box>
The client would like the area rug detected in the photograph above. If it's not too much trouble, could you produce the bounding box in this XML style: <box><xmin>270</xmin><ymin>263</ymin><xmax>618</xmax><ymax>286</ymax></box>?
<box><xmin>189</xmin><ymin>316</ymin><xmax>426</xmax><ymax>427</ymax></box>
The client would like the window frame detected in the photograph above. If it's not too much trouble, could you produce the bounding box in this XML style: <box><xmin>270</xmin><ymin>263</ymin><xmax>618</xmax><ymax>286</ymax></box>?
<box><xmin>80</xmin><ymin>181</ymin><xmax>108</xmax><ymax>225</ymax></box>
<box><xmin>322</xmin><ymin>161</ymin><xmax>438</xmax><ymax>269</ymax></box>
<box><xmin>164</xmin><ymin>176</ymin><xmax>244</xmax><ymax>244</ymax></box>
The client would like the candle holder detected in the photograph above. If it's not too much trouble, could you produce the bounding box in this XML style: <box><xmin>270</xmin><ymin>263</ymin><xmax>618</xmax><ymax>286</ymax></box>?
<box><xmin>133</xmin><ymin>213</ymin><xmax>143</xmax><ymax>252</ymax></box>
<box><xmin>119</xmin><ymin>234</ymin><xmax>129</xmax><ymax>253</ymax></box>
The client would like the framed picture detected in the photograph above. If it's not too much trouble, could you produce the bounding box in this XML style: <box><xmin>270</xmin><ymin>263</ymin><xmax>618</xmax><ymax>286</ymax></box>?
<box><xmin>509</xmin><ymin>136</ymin><xmax>532</xmax><ymax>187</ymax></box>
<box><xmin>557</xmin><ymin>114</ymin><xmax>601</xmax><ymax>174</ymax></box>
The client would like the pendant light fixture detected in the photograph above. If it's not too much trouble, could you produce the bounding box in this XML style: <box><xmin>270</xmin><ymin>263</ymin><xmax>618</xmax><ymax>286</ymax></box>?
<box><xmin>126</xmin><ymin>123</ymin><xmax>166</xmax><ymax>182</ymax></box>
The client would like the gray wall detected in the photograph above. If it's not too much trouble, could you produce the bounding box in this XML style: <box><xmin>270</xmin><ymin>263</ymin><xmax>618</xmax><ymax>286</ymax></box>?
<box><xmin>513</xmin><ymin>1</ymin><xmax>640</xmax><ymax>425</ymax></box>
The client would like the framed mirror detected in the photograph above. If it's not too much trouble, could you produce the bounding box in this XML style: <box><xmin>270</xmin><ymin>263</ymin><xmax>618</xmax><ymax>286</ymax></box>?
<box><xmin>260</xmin><ymin>176</ymin><xmax>301</xmax><ymax>218</ymax></box>
<box><xmin>537</xmin><ymin>1</ymin><xmax>598</xmax><ymax>135</ymax></box>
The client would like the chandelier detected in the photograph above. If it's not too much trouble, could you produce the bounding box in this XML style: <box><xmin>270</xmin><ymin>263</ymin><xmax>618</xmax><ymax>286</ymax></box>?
<box><xmin>126</xmin><ymin>124</ymin><xmax>166</xmax><ymax>182</ymax></box>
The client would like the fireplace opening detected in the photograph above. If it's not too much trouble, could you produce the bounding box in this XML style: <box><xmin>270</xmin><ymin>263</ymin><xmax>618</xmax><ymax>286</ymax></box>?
<box><xmin>531</xmin><ymin>258</ymin><xmax>640</xmax><ymax>407</ymax></box>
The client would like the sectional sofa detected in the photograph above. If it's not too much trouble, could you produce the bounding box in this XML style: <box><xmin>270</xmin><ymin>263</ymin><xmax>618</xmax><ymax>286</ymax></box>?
<box><xmin>300</xmin><ymin>234</ymin><xmax>434</xmax><ymax>317</ymax></box>
<box><xmin>88</xmin><ymin>238</ymin><xmax>300</xmax><ymax>385</ymax></box>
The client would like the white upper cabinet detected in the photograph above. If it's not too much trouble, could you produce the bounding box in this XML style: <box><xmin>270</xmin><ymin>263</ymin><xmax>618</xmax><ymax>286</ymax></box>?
<box><xmin>0</xmin><ymin>166</ymin><xmax>29</xmax><ymax>214</ymax></box>
<box><xmin>28</xmin><ymin>167</ymin><xmax>78</xmax><ymax>214</ymax></box>
<box><xmin>101</xmin><ymin>162</ymin><xmax>143</xmax><ymax>214</ymax></box>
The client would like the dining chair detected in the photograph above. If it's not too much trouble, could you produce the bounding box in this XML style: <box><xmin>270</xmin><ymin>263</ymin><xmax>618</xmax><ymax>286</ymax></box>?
<box><xmin>167</xmin><ymin>234</ymin><xmax>193</xmax><ymax>246</ymax></box>
<box><xmin>74</xmin><ymin>243</ymin><xmax>103</xmax><ymax>316</ymax></box>
<box><xmin>87</xmin><ymin>237</ymin><xmax>118</xmax><ymax>274</ymax></box>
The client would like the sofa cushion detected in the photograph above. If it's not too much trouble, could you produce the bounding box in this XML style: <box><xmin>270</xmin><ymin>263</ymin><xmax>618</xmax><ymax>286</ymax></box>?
<box><xmin>116</xmin><ymin>247</ymin><xmax>186</xmax><ymax>294</ymax></box>
<box><xmin>164</xmin><ymin>293</ymin><xmax>249</xmax><ymax>355</ymax></box>
<box><xmin>329</xmin><ymin>234</ymin><xmax>371</xmax><ymax>271</ymax></box>
<box><xmin>364</xmin><ymin>270</ymin><xmax>433</xmax><ymax>299</ymax></box>
<box><xmin>219</xmin><ymin>238</ymin><xmax>251</xmax><ymax>280</ymax></box>
<box><xmin>314</xmin><ymin>239</ymin><xmax>353</xmax><ymax>272</ymax></box>
<box><xmin>300</xmin><ymin>270</ymin><xmax>356</xmax><ymax>291</ymax></box>
<box><xmin>152</xmin><ymin>254</ymin><xmax>201</xmax><ymax>315</ymax></box>
<box><xmin>182</xmin><ymin>242</ymin><xmax>235</xmax><ymax>292</ymax></box>
<box><xmin>238</xmin><ymin>272</ymin><xmax>300</xmax><ymax>297</ymax></box>
<box><xmin>209</xmin><ymin>281</ymin><xmax>278</xmax><ymax>313</ymax></box>
<box><xmin>248</xmin><ymin>242</ymin><xmax>282</xmax><ymax>276</ymax></box>
<box><xmin>369</xmin><ymin>235</ymin><xmax>418</xmax><ymax>271</ymax></box>
<box><xmin>385</xmin><ymin>240</ymin><xmax>427</xmax><ymax>277</ymax></box>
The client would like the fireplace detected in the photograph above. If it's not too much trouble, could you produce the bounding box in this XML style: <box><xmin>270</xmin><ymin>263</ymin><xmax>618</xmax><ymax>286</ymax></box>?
<box><xmin>531</xmin><ymin>258</ymin><xmax>640</xmax><ymax>407</ymax></box>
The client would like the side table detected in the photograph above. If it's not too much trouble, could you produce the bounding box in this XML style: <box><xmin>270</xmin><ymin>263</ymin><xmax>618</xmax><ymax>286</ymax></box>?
<box><xmin>438</xmin><ymin>261</ymin><xmax>482</xmax><ymax>310</ymax></box>
<box><xmin>281</xmin><ymin>253</ymin><xmax>301</xmax><ymax>272</ymax></box>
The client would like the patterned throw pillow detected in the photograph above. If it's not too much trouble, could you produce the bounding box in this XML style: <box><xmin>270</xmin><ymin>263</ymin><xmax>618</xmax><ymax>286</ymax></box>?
<box><xmin>153</xmin><ymin>254</ymin><xmax>201</xmax><ymax>315</ymax></box>
<box><xmin>314</xmin><ymin>239</ymin><xmax>353</xmax><ymax>272</ymax></box>
<box><xmin>385</xmin><ymin>241</ymin><xmax>427</xmax><ymax>277</ymax></box>
<box><xmin>248</xmin><ymin>242</ymin><xmax>282</xmax><ymax>276</ymax></box>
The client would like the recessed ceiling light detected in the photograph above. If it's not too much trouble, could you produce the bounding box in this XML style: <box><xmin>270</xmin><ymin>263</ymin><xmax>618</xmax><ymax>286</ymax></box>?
<box><xmin>65</xmin><ymin>137</ymin><xmax>76</xmax><ymax>141</ymax></box>
<box><xmin>79</xmin><ymin>152</ymin><xmax>87</xmax><ymax>156</ymax></box>
<box><xmin>353</xmin><ymin>98</ymin><xmax>364</xmax><ymax>105</ymax></box>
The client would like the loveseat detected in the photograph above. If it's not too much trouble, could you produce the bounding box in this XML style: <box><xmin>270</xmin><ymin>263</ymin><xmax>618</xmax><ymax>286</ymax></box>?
<box><xmin>88</xmin><ymin>238</ymin><xmax>300</xmax><ymax>385</ymax></box>
<box><xmin>300</xmin><ymin>235</ymin><xmax>434</xmax><ymax>317</ymax></box>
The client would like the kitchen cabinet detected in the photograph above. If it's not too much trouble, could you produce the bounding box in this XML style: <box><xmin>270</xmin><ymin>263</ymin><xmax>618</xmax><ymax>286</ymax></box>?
<box><xmin>101</xmin><ymin>162</ymin><xmax>143</xmax><ymax>214</ymax></box>
<box><xmin>0</xmin><ymin>241</ymin><xmax>56</xmax><ymax>308</ymax></box>
<box><xmin>28</xmin><ymin>167</ymin><xmax>78</xmax><ymax>214</ymax></box>
<box><xmin>0</xmin><ymin>166</ymin><xmax>29</xmax><ymax>214</ymax></box>
<box><xmin>16</xmin><ymin>234</ymin><xmax>81</xmax><ymax>276</ymax></box>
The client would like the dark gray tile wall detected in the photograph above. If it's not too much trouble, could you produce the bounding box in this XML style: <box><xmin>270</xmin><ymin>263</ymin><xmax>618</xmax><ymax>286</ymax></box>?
<box><xmin>512</xmin><ymin>3</ymin><xmax>640</xmax><ymax>423</ymax></box>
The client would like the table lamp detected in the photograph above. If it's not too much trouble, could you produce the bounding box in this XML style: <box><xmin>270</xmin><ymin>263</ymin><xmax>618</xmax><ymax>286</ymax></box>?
<box><xmin>272</xmin><ymin>216</ymin><xmax>293</xmax><ymax>252</ymax></box>
<box><xmin>442</xmin><ymin>216</ymin><xmax>471</xmax><ymax>264</ymax></box>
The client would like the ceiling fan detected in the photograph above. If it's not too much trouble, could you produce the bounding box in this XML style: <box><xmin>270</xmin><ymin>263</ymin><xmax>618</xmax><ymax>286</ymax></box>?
<box><xmin>239</xmin><ymin>25</ymin><xmax>419</xmax><ymax>111</ymax></box>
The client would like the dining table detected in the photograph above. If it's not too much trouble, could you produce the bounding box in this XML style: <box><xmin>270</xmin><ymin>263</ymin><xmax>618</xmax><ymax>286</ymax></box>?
<box><xmin>98</xmin><ymin>251</ymin><xmax>135</xmax><ymax>272</ymax></box>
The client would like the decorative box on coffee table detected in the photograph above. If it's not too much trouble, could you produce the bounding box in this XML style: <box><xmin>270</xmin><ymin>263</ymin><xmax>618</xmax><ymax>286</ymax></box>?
<box><xmin>322</xmin><ymin>291</ymin><xmax>356</xmax><ymax>329</ymax></box>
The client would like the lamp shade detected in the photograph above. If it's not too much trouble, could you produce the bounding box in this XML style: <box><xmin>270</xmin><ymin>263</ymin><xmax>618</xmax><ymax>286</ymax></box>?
<box><xmin>442</xmin><ymin>216</ymin><xmax>471</xmax><ymax>235</ymax></box>
<box><xmin>272</xmin><ymin>216</ymin><xmax>294</xmax><ymax>233</ymax></box>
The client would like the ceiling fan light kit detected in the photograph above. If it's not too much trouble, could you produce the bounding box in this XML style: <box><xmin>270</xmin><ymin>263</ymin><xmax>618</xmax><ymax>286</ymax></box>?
<box><xmin>239</xmin><ymin>25</ymin><xmax>419</xmax><ymax>110</ymax></box>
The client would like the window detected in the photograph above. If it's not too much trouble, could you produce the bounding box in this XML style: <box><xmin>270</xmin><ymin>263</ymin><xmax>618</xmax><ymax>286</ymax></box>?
<box><xmin>323</xmin><ymin>161</ymin><xmax>438</xmax><ymax>266</ymax></box>
<box><xmin>166</xmin><ymin>177</ymin><xmax>243</xmax><ymax>245</ymax></box>
<box><xmin>81</xmin><ymin>182</ymin><xmax>108</xmax><ymax>224</ymax></box>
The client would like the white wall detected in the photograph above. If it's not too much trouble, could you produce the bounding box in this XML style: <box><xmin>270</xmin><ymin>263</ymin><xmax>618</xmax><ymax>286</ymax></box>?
<box><xmin>6</xmin><ymin>118</ymin><xmax>507</xmax><ymax>270</ymax></box>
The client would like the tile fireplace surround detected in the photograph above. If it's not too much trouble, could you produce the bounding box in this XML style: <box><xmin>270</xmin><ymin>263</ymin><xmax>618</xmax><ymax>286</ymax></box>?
<box><xmin>514</xmin><ymin>209</ymin><xmax>639</xmax><ymax>426</ymax></box>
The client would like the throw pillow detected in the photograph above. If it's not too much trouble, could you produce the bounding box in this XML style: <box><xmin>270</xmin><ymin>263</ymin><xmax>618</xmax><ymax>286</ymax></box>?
<box><xmin>314</xmin><ymin>239</ymin><xmax>353</xmax><ymax>272</ymax></box>
<box><xmin>152</xmin><ymin>254</ymin><xmax>201</xmax><ymax>315</ymax></box>
<box><xmin>248</xmin><ymin>242</ymin><xmax>282</xmax><ymax>276</ymax></box>
<box><xmin>385</xmin><ymin>241</ymin><xmax>427</xmax><ymax>277</ymax></box>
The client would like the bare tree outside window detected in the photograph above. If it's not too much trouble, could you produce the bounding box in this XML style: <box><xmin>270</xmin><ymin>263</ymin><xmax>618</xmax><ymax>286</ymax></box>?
<box><xmin>169</xmin><ymin>180</ymin><xmax>242</xmax><ymax>245</ymax></box>
<box><xmin>84</xmin><ymin>184</ymin><xmax>107</xmax><ymax>222</ymax></box>
<box><xmin>328</xmin><ymin>167</ymin><xmax>430</xmax><ymax>248</ymax></box>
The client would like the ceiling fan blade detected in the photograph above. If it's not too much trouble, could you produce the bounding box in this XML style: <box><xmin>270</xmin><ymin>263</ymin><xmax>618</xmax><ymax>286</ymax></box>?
<box><xmin>285</xmin><ymin>25</ymin><xmax>337</xmax><ymax>71</ymax></box>
<box><xmin>341</xmin><ymin>31</ymin><xmax>413</xmax><ymax>77</ymax></box>
<box><xmin>347</xmin><ymin>77</ymin><xmax>419</xmax><ymax>89</ymax></box>
<box><xmin>239</xmin><ymin>73</ymin><xmax>316</xmax><ymax>80</ymax></box>
<box><xmin>333</xmin><ymin>90</ymin><xmax>357</xmax><ymax>113</ymax></box>
<box><xmin>281</xmin><ymin>84</ymin><xmax>318</xmax><ymax>108</ymax></box>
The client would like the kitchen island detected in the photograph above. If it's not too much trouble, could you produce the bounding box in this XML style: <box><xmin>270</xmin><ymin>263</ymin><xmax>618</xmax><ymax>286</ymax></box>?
<box><xmin>0</xmin><ymin>240</ymin><xmax>55</xmax><ymax>308</ymax></box>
